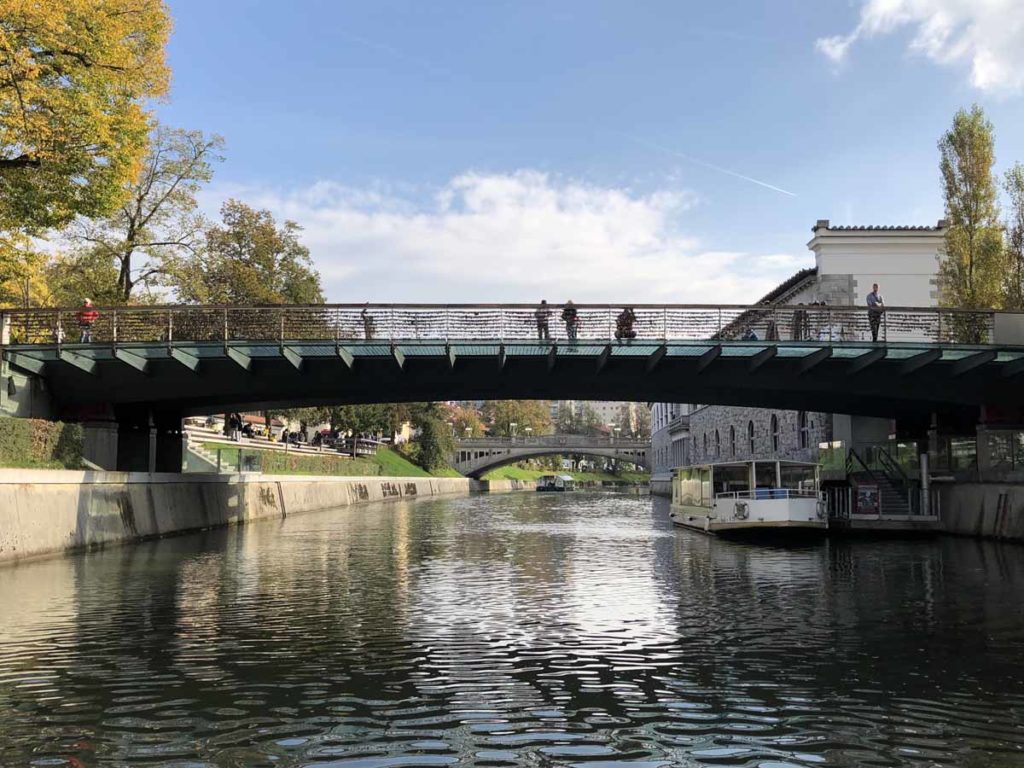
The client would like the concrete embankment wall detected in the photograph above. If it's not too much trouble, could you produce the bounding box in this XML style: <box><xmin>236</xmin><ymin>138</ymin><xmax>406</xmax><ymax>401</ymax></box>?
<box><xmin>475</xmin><ymin>478</ymin><xmax>536</xmax><ymax>493</ymax></box>
<box><xmin>938</xmin><ymin>483</ymin><xmax>1024</xmax><ymax>542</ymax></box>
<box><xmin>0</xmin><ymin>471</ymin><xmax>502</xmax><ymax>564</ymax></box>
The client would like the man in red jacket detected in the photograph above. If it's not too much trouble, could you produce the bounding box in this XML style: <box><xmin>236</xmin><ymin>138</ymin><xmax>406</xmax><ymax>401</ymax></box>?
<box><xmin>76</xmin><ymin>299</ymin><xmax>99</xmax><ymax>343</ymax></box>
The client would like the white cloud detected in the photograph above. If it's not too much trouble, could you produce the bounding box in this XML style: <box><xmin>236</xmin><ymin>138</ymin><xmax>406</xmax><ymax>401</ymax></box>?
<box><xmin>202</xmin><ymin>171</ymin><xmax>807</xmax><ymax>304</ymax></box>
<box><xmin>816</xmin><ymin>0</ymin><xmax>1024</xmax><ymax>92</ymax></box>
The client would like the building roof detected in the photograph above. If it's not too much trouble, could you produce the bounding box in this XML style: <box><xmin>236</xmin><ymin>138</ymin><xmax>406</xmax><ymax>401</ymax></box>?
<box><xmin>715</xmin><ymin>267</ymin><xmax>818</xmax><ymax>340</ymax></box>
<box><xmin>812</xmin><ymin>219</ymin><xmax>947</xmax><ymax>233</ymax></box>
<box><xmin>753</xmin><ymin>267</ymin><xmax>818</xmax><ymax>305</ymax></box>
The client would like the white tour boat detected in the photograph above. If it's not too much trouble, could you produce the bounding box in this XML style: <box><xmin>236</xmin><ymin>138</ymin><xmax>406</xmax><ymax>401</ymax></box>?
<box><xmin>670</xmin><ymin>460</ymin><xmax>827</xmax><ymax>536</ymax></box>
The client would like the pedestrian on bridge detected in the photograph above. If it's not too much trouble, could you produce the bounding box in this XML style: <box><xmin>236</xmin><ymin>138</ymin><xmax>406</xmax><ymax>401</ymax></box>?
<box><xmin>867</xmin><ymin>283</ymin><xmax>885</xmax><ymax>342</ymax></box>
<box><xmin>361</xmin><ymin>306</ymin><xmax>375</xmax><ymax>340</ymax></box>
<box><xmin>535</xmin><ymin>300</ymin><xmax>551</xmax><ymax>341</ymax></box>
<box><xmin>561</xmin><ymin>300</ymin><xmax>579</xmax><ymax>341</ymax></box>
<box><xmin>76</xmin><ymin>299</ymin><xmax>98</xmax><ymax>343</ymax></box>
<box><xmin>615</xmin><ymin>307</ymin><xmax>637</xmax><ymax>341</ymax></box>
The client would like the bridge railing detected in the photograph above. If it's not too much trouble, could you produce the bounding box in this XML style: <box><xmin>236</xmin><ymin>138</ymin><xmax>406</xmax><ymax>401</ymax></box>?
<box><xmin>0</xmin><ymin>303</ymin><xmax>1005</xmax><ymax>347</ymax></box>
<box><xmin>457</xmin><ymin>435</ymin><xmax>648</xmax><ymax>448</ymax></box>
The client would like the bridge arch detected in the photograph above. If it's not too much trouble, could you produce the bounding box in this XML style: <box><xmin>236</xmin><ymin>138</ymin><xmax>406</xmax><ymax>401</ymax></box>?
<box><xmin>452</xmin><ymin>437</ymin><xmax>649</xmax><ymax>478</ymax></box>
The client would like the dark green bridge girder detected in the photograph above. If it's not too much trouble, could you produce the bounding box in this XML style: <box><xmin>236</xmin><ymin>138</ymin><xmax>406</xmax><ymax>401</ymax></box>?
<box><xmin>5</xmin><ymin>338</ymin><xmax>1024</xmax><ymax>423</ymax></box>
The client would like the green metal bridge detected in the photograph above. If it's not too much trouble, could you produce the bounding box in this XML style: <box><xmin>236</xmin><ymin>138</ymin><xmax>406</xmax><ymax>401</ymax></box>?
<box><xmin>2</xmin><ymin>303</ymin><xmax>1023</xmax><ymax>470</ymax></box>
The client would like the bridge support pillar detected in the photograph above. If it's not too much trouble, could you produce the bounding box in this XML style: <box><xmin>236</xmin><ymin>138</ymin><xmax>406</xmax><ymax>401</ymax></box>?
<box><xmin>116</xmin><ymin>410</ymin><xmax>154</xmax><ymax>473</ymax></box>
<box><xmin>82</xmin><ymin>420</ymin><xmax>119</xmax><ymax>470</ymax></box>
<box><xmin>153</xmin><ymin>412</ymin><xmax>185</xmax><ymax>473</ymax></box>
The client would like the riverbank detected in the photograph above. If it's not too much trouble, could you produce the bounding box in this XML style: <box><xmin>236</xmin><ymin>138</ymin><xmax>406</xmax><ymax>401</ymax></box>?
<box><xmin>0</xmin><ymin>470</ymin><xmax>532</xmax><ymax>565</ymax></box>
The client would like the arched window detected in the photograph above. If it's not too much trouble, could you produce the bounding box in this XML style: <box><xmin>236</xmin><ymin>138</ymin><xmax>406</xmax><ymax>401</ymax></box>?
<box><xmin>770</xmin><ymin>414</ymin><xmax>780</xmax><ymax>452</ymax></box>
<box><xmin>715</xmin><ymin>429</ymin><xmax>721</xmax><ymax>458</ymax></box>
<box><xmin>747</xmin><ymin>421</ymin><xmax>755</xmax><ymax>453</ymax></box>
<box><xmin>798</xmin><ymin>411</ymin><xmax>809</xmax><ymax>449</ymax></box>
<box><xmin>730</xmin><ymin>426</ymin><xmax>736</xmax><ymax>457</ymax></box>
<box><xmin>703</xmin><ymin>432</ymin><xmax>708</xmax><ymax>457</ymax></box>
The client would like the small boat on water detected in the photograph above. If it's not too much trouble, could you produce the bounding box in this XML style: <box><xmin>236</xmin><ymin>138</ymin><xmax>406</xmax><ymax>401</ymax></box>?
<box><xmin>670</xmin><ymin>460</ymin><xmax>826</xmax><ymax>536</ymax></box>
<box><xmin>536</xmin><ymin>474</ymin><xmax>576</xmax><ymax>492</ymax></box>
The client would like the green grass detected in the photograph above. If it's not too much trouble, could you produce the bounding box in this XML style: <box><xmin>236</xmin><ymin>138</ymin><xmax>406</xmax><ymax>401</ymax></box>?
<box><xmin>482</xmin><ymin>465</ymin><xmax>649</xmax><ymax>483</ymax></box>
<box><xmin>198</xmin><ymin>443</ymin><xmax>457</xmax><ymax>478</ymax></box>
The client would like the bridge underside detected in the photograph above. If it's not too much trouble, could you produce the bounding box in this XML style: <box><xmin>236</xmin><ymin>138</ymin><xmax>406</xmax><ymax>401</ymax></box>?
<box><xmin>6</xmin><ymin>339</ymin><xmax>1024</xmax><ymax>427</ymax></box>
<box><xmin>453</xmin><ymin>446</ymin><xmax>649</xmax><ymax>478</ymax></box>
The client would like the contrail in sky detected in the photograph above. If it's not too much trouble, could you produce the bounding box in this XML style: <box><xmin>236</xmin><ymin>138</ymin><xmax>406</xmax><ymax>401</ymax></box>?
<box><xmin>624</xmin><ymin>135</ymin><xmax>798</xmax><ymax>197</ymax></box>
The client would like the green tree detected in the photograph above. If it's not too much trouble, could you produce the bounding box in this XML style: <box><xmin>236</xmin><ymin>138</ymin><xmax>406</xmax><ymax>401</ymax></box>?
<box><xmin>172</xmin><ymin>199</ymin><xmax>324</xmax><ymax>304</ymax></box>
<box><xmin>67</xmin><ymin>125</ymin><xmax>224</xmax><ymax>302</ymax></box>
<box><xmin>937</xmin><ymin>105</ymin><xmax>1006</xmax><ymax>338</ymax></box>
<box><xmin>0</xmin><ymin>0</ymin><xmax>170</xmax><ymax>231</ymax></box>
<box><xmin>1005</xmin><ymin>163</ymin><xmax>1024</xmax><ymax>310</ymax></box>
<box><xmin>415</xmin><ymin>414</ymin><xmax>455</xmax><ymax>473</ymax></box>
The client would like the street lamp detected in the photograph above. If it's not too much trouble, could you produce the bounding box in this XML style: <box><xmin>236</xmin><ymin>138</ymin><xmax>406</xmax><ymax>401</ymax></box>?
<box><xmin>464</xmin><ymin>426</ymin><xmax>472</xmax><ymax>437</ymax></box>
<box><xmin>509</xmin><ymin>421</ymin><xmax>518</xmax><ymax>438</ymax></box>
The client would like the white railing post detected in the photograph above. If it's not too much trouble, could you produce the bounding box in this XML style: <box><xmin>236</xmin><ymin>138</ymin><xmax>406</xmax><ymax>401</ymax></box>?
<box><xmin>112</xmin><ymin>309</ymin><xmax>118</xmax><ymax>345</ymax></box>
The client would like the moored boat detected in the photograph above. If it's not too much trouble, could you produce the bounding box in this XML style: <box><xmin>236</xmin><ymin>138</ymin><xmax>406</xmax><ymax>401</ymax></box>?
<box><xmin>670</xmin><ymin>460</ymin><xmax>826</xmax><ymax>536</ymax></box>
<box><xmin>536</xmin><ymin>474</ymin><xmax>576</xmax><ymax>492</ymax></box>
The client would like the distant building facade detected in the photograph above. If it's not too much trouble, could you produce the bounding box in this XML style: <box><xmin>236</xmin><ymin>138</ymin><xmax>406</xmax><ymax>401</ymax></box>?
<box><xmin>649</xmin><ymin>219</ymin><xmax>947</xmax><ymax>495</ymax></box>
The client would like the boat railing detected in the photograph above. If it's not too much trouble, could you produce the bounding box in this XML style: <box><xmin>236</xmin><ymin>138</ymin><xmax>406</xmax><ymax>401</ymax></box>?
<box><xmin>715</xmin><ymin>489</ymin><xmax>822</xmax><ymax>500</ymax></box>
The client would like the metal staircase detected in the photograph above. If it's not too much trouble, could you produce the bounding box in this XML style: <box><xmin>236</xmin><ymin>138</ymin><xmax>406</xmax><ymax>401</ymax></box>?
<box><xmin>846</xmin><ymin>448</ymin><xmax>913</xmax><ymax>516</ymax></box>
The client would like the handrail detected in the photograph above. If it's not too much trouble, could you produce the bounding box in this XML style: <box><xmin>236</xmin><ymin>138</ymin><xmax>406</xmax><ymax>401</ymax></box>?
<box><xmin>0</xmin><ymin>302</ymin><xmax>1007</xmax><ymax>347</ymax></box>
<box><xmin>0</xmin><ymin>301</ymin><xmax>1016</xmax><ymax>316</ymax></box>
<box><xmin>715</xmin><ymin>489</ymin><xmax>821</xmax><ymax>500</ymax></box>
<box><xmin>877</xmin><ymin>446</ymin><xmax>911</xmax><ymax>486</ymax></box>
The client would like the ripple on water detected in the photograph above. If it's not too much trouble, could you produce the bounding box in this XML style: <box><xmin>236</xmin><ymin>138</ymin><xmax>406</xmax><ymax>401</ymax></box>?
<box><xmin>1</xmin><ymin>493</ymin><xmax>1023</xmax><ymax>767</ymax></box>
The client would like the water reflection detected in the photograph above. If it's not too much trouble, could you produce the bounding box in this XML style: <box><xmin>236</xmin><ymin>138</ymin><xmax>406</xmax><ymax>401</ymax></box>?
<box><xmin>1</xmin><ymin>492</ymin><xmax>1023</xmax><ymax>766</ymax></box>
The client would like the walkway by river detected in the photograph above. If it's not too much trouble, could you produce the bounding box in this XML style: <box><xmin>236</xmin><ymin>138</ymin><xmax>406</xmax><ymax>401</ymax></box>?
<box><xmin>1</xmin><ymin>492</ymin><xmax>1022</xmax><ymax>766</ymax></box>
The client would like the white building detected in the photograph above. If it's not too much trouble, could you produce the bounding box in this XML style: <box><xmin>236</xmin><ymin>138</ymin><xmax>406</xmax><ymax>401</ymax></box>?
<box><xmin>649</xmin><ymin>219</ymin><xmax>947</xmax><ymax>496</ymax></box>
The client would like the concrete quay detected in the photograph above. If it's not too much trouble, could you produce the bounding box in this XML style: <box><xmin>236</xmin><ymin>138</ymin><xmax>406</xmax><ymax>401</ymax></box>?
<box><xmin>0</xmin><ymin>471</ymin><xmax>534</xmax><ymax>565</ymax></box>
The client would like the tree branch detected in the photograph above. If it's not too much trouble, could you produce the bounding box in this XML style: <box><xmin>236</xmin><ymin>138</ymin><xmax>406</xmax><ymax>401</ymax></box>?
<box><xmin>0</xmin><ymin>154</ymin><xmax>40</xmax><ymax>168</ymax></box>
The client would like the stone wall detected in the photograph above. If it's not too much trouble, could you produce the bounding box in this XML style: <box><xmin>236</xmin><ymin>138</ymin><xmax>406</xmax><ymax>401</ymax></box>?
<box><xmin>0</xmin><ymin>471</ymin><xmax>485</xmax><ymax>564</ymax></box>
<box><xmin>688</xmin><ymin>405</ymin><xmax>829</xmax><ymax>465</ymax></box>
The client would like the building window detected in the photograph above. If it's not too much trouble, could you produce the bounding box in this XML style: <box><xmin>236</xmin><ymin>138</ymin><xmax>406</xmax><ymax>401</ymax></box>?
<box><xmin>798</xmin><ymin>411</ymin><xmax>809</xmax><ymax>449</ymax></box>
<box><xmin>747</xmin><ymin>421</ymin><xmax>755</xmax><ymax>453</ymax></box>
<box><xmin>715</xmin><ymin>429</ymin><xmax>720</xmax><ymax>458</ymax></box>
<box><xmin>730</xmin><ymin>426</ymin><xmax>736</xmax><ymax>457</ymax></box>
<box><xmin>770</xmin><ymin>414</ymin><xmax>780</xmax><ymax>452</ymax></box>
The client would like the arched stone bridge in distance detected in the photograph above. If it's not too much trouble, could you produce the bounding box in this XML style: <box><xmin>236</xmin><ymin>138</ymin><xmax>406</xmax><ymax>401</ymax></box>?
<box><xmin>452</xmin><ymin>435</ymin><xmax>650</xmax><ymax>478</ymax></box>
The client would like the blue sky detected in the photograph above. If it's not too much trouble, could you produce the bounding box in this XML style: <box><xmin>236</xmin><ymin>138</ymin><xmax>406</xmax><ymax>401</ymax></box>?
<box><xmin>157</xmin><ymin>0</ymin><xmax>1024</xmax><ymax>303</ymax></box>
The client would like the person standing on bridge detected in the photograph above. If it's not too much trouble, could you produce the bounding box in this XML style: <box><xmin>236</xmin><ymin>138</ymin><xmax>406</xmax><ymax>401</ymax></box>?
<box><xmin>561</xmin><ymin>300</ymin><xmax>579</xmax><ymax>341</ymax></box>
<box><xmin>535</xmin><ymin>300</ymin><xmax>551</xmax><ymax>341</ymax></box>
<box><xmin>866</xmin><ymin>283</ymin><xmax>885</xmax><ymax>342</ymax></box>
<box><xmin>361</xmin><ymin>306</ymin><xmax>375</xmax><ymax>340</ymax></box>
<box><xmin>76</xmin><ymin>299</ymin><xmax>99</xmax><ymax>343</ymax></box>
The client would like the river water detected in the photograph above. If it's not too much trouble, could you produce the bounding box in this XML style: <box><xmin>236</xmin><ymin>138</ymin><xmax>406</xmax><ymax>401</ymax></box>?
<box><xmin>1</xmin><ymin>492</ymin><xmax>1023</xmax><ymax>767</ymax></box>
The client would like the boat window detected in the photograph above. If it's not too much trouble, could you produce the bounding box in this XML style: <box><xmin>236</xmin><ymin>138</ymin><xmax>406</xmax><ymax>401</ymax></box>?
<box><xmin>780</xmin><ymin>463</ymin><xmax>816</xmax><ymax>491</ymax></box>
<box><xmin>678</xmin><ymin>466</ymin><xmax>711</xmax><ymax>507</ymax></box>
<box><xmin>713</xmin><ymin>463</ymin><xmax>749</xmax><ymax>496</ymax></box>
<box><xmin>754</xmin><ymin>461</ymin><xmax>776</xmax><ymax>489</ymax></box>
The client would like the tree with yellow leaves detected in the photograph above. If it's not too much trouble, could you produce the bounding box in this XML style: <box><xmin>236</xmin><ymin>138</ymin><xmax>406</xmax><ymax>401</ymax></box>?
<box><xmin>0</xmin><ymin>0</ymin><xmax>171</xmax><ymax>231</ymax></box>
<box><xmin>0</xmin><ymin>233</ymin><xmax>51</xmax><ymax>308</ymax></box>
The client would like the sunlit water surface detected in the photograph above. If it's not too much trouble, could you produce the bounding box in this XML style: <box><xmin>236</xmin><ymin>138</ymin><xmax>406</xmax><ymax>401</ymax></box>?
<box><xmin>1</xmin><ymin>492</ymin><xmax>1023</xmax><ymax>767</ymax></box>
